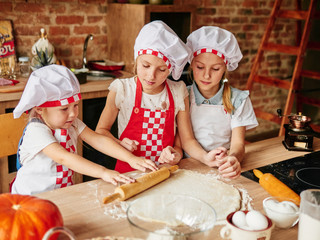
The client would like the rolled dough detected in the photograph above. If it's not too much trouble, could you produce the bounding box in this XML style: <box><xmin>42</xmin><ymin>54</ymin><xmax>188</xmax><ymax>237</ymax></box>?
<box><xmin>127</xmin><ymin>169</ymin><xmax>241</xmax><ymax>221</ymax></box>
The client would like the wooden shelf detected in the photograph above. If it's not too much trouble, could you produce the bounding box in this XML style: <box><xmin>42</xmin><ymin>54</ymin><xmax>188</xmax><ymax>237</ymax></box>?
<box><xmin>106</xmin><ymin>3</ymin><xmax>196</xmax><ymax>72</ymax></box>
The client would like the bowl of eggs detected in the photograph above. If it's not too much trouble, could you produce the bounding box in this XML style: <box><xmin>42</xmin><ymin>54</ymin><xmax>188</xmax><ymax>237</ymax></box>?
<box><xmin>263</xmin><ymin>197</ymin><xmax>300</xmax><ymax>228</ymax></box>
<box><xmin>126</xmin><ymin>194</ymin><xmax>217</xmax><ymax>240</ymax></box>
<box><xmin>220</xmin><ymin>210</ymin><xmax>274</xmax><ymax>240</ymax></box>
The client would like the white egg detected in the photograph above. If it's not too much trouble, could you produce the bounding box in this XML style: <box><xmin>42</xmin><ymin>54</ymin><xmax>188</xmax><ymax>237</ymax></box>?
<box><xmin>246</xmin><ymin>210</ymin><xmax>269</xmax><ymax>230</ymax></box>
<box><xmin>232</xmin><ymin>211</ymin><xmax>247</xmax><ymax>229</ymax></box>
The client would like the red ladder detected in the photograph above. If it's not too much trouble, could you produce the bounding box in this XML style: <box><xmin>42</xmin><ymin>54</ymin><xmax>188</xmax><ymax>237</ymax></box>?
<box><xmin>246</xmin><ymin>0</ymin><xmax>319</xmax><ymax>136</ymax></box>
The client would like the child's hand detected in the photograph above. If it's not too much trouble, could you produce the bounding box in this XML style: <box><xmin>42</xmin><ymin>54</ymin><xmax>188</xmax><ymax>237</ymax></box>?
<box><xmin>158</xmin><ymin>146</ymin><xmax>182</xmax><ymax>165</ymax></box>
<box><xmin>128</xmin><ymin>157</ymin><xmax>158</xmax><ymax>172</ymax></box>
<box><xmin>216</xmin><ymin>155</ymin><xmax>241</xmax><ymax>179</ymax></box>
<box><xmin>101</xmin><ymin>169</ymin><xmax>135</xmax><ymax>185</ymax></box>
<box><xmin>120</xmin><ymin>138</ymin><xmax>139</xmax><ymax>152</ymax></box>
<box><xmin>202</xmin><ymin>147</ymin><xmax>228</xmax><ymax>167</ymax></box>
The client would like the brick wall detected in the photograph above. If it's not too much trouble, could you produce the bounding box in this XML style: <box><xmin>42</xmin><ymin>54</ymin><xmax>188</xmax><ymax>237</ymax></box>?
<box><xmin>0</xmin><ymin>0</ymin><xmax>109</xmax><ymax>68</ymax></box>
<box><xmin>1</xmin><ymin>0</ymin><xmax>298</xmax><ymax>137</ymax></box>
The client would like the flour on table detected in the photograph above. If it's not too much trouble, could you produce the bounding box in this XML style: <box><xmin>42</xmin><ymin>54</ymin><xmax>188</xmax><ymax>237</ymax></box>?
<box><xmin>102</xmin><ymin>169</ymin><xmax>245</xmax><ymax>222</ymax></box>
<box><xmin>89</xmin><ymin>237</ymin><xmax>143</xmax><ymax>240</ymax></box>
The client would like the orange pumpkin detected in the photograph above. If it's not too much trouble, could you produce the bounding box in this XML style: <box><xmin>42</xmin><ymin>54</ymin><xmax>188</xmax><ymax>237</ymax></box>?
<box><xmin>0</xmin><ymin>193</ymin><xmax>63</xmax><ymax>240</ymax></box>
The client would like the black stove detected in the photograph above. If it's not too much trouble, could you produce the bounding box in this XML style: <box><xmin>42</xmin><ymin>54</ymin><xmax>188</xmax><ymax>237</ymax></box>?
<box><xmin>241</xmin><ymin>150</ymin><xmax>320</xmax><ymax>194</ymax></box>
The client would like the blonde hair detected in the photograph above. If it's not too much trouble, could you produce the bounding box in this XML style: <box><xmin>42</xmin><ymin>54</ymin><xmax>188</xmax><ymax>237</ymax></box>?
<box><xmin>222</xmin><ymin>72</ymin><xmax>234</xmax><ymax>114</ymax></box>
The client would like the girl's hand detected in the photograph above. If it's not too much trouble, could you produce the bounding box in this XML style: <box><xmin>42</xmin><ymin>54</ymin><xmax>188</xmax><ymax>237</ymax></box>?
<box><xmin>101</xmin><ymin>169</ymin><xmax>135</xmax><ymax>185</ymax></box>
<box><xmin>120</xmin><ymin>138</ymin><xmax>139</xmax><ymax>152</ymax></box>
<box><xmin>158</xmin><ymin>146</ymin><xmax>182</xmax><ymax>165</ymax></box>
<box><xmin>216</xmin><ymin>155</ymin><xmax>241</xmax><ymax>179</ymax></box>
<box><xmin>128</xmin><ymin>157</ymin><xmax>158</xmax><ymax>172</ymax></box>
<box><xmin>202</xmin><ymin>147</ymin><xmax>228</xmax><ymax>167</ymax></box>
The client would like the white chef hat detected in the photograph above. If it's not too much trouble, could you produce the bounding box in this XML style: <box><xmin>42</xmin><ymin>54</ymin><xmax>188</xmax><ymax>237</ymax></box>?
<box><xmin>134</xmin><ymin>20</ymin><xmax>191</xmax><ymax>80</ymax></box>
<box><xmin>186</xmin><ymin>26</ymin><xmax>243</xmax><ymax>71</ymax></box>
<box><xmin>13</xmin><ymin>64</ymin><xmax>81</xmax><ymax>119</ymax></box>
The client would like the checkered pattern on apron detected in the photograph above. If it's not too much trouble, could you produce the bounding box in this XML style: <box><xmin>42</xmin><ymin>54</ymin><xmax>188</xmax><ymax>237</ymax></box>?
<box><xmin>55</xmin><ymin>164</ymin><xmax>73</xmax><ymax>188</ymax></box>
<box><xmin>115</xmin><ymin>78</ymin><xmax>175</xmax><ymax>173</ymax></box>
<box><xmin>140</xmin><ymin>110</ymin><xmax>166</xmax><ymax>162</ymax></box>
<box><xmin>52</xmin><ymin>129</ymin><xmax>74</xmax><ymax>188</ymax></box>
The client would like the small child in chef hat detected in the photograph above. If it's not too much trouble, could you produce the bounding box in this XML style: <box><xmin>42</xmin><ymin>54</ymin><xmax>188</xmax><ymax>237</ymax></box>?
<box><xmin>10</xmin><ymin>64</ymin><xmax>163</xmax><ymax>195</ymax></box>
<box><xmin>96</xmin><ymin>21</ymin><xmax>226</xmax><ymax>173</ymax></box>
<box><xmin>186</xmin><ymin>26</ymin><xmax>258</xmax><ymax>179</ymax></box>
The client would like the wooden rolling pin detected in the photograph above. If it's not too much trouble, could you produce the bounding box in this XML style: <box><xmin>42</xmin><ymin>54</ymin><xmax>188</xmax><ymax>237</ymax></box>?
<box><xmin>103</xmin><ymin>165</ymin><xmax>179</xmax><ymax>204</ymax></box>
<box><xmin>253</xmin><ymin>169</ymin><xmax>300</xmax><ymax>205</ymax></box>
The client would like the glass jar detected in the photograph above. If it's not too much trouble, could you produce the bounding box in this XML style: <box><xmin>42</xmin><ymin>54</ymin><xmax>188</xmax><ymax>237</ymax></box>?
<box><xmin>0</xmin><ymin>57</ymin><xmax>4</xmax><ymax>77</ymax></box>
<box><xmin>18</xmin><ymin>56</ymin><xmax>30</xmax><ymax>78</ymax></box>
<box><xmin>0</xmin><ymin>57</ymin><xmax>16</xmax><ymax>79</ymax></box>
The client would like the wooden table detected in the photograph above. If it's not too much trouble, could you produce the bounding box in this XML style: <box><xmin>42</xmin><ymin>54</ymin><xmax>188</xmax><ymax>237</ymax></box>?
<box><xmin>36</xmin><ymin>137</ymin><xmax>320</xmax><ymax>239</ymax></box>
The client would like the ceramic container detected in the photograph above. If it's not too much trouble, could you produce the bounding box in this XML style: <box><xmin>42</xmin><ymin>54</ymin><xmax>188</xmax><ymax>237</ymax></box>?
<box><xmin>220</xmin><ymin>211</ymin><xmax>274</xmax><ymax>240</ymax></box>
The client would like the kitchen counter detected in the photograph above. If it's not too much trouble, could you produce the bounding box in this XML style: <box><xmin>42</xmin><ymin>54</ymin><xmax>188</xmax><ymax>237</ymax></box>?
<box><xmin>36</xmin><ymin>137</ymin><xmax>320</xmax><ymax>239</ymax></box>
<box><xmin>0</xmin><ymin>71</ymin><xmax>132</xmax><ymax>113</ymax></box>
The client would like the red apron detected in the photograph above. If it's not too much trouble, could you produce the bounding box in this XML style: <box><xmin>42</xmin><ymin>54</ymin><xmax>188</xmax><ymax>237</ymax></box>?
<box><xmin>115</xmin><ymin>78</ymin><xmax>175</xmax><ymax>173</ymax></box>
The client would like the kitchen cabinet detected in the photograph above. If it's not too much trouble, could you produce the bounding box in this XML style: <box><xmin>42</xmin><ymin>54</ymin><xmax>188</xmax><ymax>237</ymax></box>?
<box><xmin>82</xmin><ymin>97</ymin><xmax>118</xmax><ymax>182</ymax></box>
<box><xmin>106</xmin><ymin>3</ymin><xmax>196</xmax><ymax>72</ymax></box>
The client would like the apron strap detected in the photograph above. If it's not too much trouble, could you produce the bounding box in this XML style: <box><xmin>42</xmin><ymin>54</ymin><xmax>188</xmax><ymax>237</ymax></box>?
<box><xmin>166</xmin><ymin>81</ymin><xmax>174</xmax><ymax>111</ymax></box>
<box><xmin>135</xmin><ymin>77</ymin><xmax>174</xmax><ymax>110</ymax></box>
<box><xmin>16</xmin><ymin>118</ymin><xmax>42</xmax><ymax>170</ymax></box>
<box><xmin>135</xmin><ymin>77</ymin><xmax>143</xmax><ymax>107</ymax></box>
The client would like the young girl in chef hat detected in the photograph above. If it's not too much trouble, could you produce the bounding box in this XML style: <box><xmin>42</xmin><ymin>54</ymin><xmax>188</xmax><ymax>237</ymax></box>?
<box><xmin>186</xmin><ymin>26</ymin><xmax>258</xmax><ymax>179</ymax></box>
<box><xmin>96</xmin><ymin>21</ymin><xmax>226</xmax><ymax>173</ymax></box>
<box><xmin>11</xmin><ymin>64</ymin><xmax>159</xmax><ymax>195</ymax></box>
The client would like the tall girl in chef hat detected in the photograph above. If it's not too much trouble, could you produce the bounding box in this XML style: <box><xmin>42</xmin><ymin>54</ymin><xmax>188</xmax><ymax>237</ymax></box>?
<box><xmin>96</xmin><ymin>20</ymin><xmax>227</xmax><ymax>173</ymax></box>
<box><xmin>10</xmin><ymin>64</ymin><xmax>161</xmax><ymax>195</ymax></box>
<box><xmin>186</xmin><ymin>26</ymin><xmax>258</xmax><ymax>179</ymax></box>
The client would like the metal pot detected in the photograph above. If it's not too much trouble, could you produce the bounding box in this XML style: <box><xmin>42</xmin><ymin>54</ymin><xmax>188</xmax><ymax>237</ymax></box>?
<box><xmin>277</xmin><ymin>109</ymin><xmax>311</xmax><ymax>129</ymax></box>
<box><xmin>288</xmin><ymin>114</ymin><xmax>311</xmax><ymax>129</ymax></box>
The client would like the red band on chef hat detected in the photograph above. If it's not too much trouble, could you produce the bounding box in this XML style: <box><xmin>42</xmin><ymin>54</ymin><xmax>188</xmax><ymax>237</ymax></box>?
<box><xmin>193</xmin><ymin>48</ymin><xmax>228</xmax><ymax>65</ymax></box>
<box><xmin>38</xmin><ymin>93</ymin><xmax>82</xmax><ymax>107</ymax></box>
<box><xmin>138</xmin><ymin>49</ymin><xmax>172</xmax><ymax>70</ymax></box>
